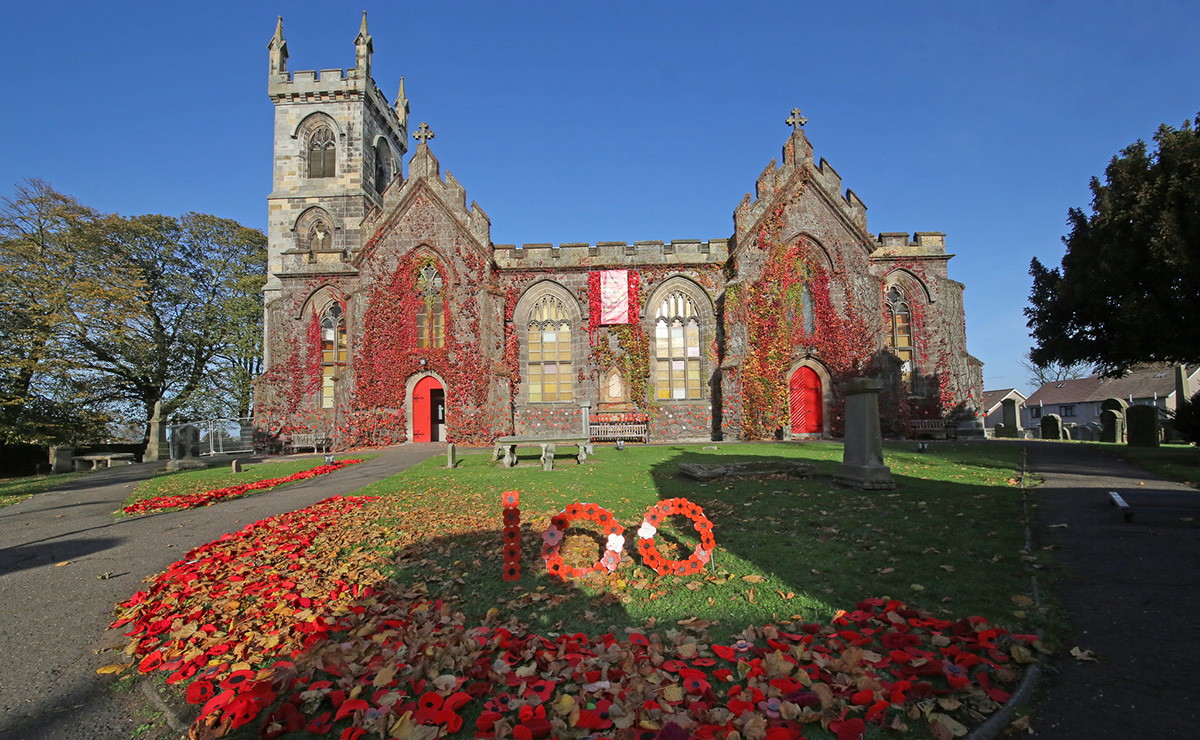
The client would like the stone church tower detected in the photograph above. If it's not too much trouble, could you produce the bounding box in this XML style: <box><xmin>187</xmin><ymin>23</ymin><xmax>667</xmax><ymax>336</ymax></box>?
<box><xmin>263</xmin><ymin>14</ymin><xmax>408</xmax><ymax>350</ymax></box>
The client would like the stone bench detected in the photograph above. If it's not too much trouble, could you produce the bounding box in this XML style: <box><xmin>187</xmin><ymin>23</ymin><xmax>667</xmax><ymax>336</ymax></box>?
<box><xmin>907</xmin><ymin>420</ymin><xmax>957</xmax><ymax>440</ymax></box>
<box><xmin>285</xmin><ymin>432</ymin><xmax>331</xmax><ymax>454</ymax></box>
<box><xmin>492</xmin><ymin>435</ymin><xmax>593</xmax><ymax>470</ymax></box>
<box><xmin>71</xmin><ymin>453</ymin><xmax>136</xmax><ymax>471</ymax></box>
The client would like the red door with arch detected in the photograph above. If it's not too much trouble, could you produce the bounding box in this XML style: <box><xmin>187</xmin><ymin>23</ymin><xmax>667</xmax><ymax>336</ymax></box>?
<box><xmin>789</xmin><ymin>366</ymin><xmax>823</xmax><ymax>435</ymax></box>
<box><xmin>412</xmin><ymin>376</ymin><xmax>445</xmax><ymax>442</ymax></box>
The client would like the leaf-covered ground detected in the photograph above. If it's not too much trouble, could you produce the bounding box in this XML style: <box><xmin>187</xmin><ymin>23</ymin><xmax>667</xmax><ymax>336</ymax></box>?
<box><xmin>108</xmin><ymin>442</ymin><xmax>1044</xmax><ymax>739</ymax></box>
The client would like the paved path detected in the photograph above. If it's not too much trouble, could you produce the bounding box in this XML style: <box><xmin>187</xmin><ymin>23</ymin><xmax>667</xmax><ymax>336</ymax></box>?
<box><xmin>0</xmin><ymin>445</ymin><xmax>442</xmax><ymax>740</ymax></box>
<box><xmin>1024</xmin><ymin>441</ymin><xmax>1200</xmax><ymax>739</ymax></box>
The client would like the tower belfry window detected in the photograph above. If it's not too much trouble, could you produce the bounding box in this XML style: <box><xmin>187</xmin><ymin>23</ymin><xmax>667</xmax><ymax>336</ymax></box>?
<box><xmin>308</xmin><ymin>127</ymin><xmax>336</xmax><ymax>178</ymax></box>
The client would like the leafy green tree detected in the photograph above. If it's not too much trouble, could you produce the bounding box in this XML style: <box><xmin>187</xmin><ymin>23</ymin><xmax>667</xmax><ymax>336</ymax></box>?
<box><xmin>60</xmin><ymin>212</ymin><xmax>266</xmax><ymax>438</ymax></box>
<box><xmin>1026</xmin><ymin>115</ymin><xmax>1200</xmax><ymax>376</ymax></box>
<box><xmin>0</xmin><ymin>179</ymin><xmax>110</xmax><ymax>443</ymax></box>
<box><xmin>0</xmin><ymin>180</ymin><xmax>266</xmax><ymax>446</ymax></box>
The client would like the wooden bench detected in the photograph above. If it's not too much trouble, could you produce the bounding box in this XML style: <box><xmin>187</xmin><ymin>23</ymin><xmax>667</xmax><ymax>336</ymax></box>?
<box><xmin>492</xmin><ymin>435</ymin><xmax>594</xmax><ymax>470</ymax></box>
<box><xmin>71</xmin><ymin>453</ymin><xmax>135</xmax><ymax>471</ymax></box>
<box><xmin>907</xmin><ymin>420</ymin><xmax>957</xmax><ymax>440</ymax></box>
<box><xmin>285</xmin><ymin>432</ymin><xmax>332</xmax><ymax>454</ymax></box>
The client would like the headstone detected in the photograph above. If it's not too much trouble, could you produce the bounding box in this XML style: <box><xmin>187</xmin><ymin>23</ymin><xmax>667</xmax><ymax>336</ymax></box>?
<box><xmin>1100</xmin><ymin>408</ymin><xmax>1124</xmax><ymax>443</ymax></box>
<box><xmin>144</xmin><ymin>400</ymin><xmax>167</xmax><ymax>462</ymax></box>
<box><xmin>1001</xmin><ymin>398</ymin><xmax>1021</xmax><ymax>434</ymax></box>
<box><xmin>1126</xmin><ymin>405</ymin><xmax>1160</xmax><ymax>447</ymax></box>
<box><xmin>1063</xmin><ymin>423</ymin><xmax>1076</xmax><ymax>440</ymax></box>
<box><xmin>49</xmin><ymin>446</ymin><xmax>74</xmax><ymax>474</ymax></box>
<box><xmin>1040</xmin><ymin>413</ymin><xmax>1063</xmax><ymax>440</ymax></box>
<box><xmin>165</xmin><ymin>424</ymin><xmax>206</xmax><ymax>471</ymax></box>
<box><xmin>231</xmin><ymin>459</ymin><xmax>243</xmax><ymax>473</ymax></box>
<box><xmin>833</xmin><ymin>378</ymin><xmax>895</xmax><ymax>490</ymax></box>
<box><xmin>541</xmin><ymin>443</ymin><xmax>556</xmax><ymax>472</ymax></box>
<box><xmin>993</xmin><ymin>422</ymin><xmax>1007</xmax><ymax>439</ymax></box>
<box><xmin>446</xmin><ymin>443</ymin><xmax>456</xmax><ymax>469</ymax></box>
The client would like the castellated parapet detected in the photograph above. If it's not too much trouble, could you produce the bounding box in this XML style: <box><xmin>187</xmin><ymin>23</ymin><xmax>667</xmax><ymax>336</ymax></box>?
<box><xmin>493</xmin><ymin>239</ymin><xmax>729</xmax><ymax>270</ymax></box>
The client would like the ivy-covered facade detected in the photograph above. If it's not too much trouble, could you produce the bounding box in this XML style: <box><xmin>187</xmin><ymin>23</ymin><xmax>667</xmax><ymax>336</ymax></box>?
<box><xmin>254</xmin><ymin>16</ymin><xmax>983</xmax><ymax>448</ymax></box>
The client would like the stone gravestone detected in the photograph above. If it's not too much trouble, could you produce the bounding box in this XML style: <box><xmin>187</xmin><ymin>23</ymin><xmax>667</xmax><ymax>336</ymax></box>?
<box><xmin>446</xmin><ymin>443</ymin><xmax>456</xmax><ymax>469</ymax></box>
<box><xmin>998</xmin><ymin>398</ymin><xmax>1021</xmax><ymax>438</ymax></box>
<box><xmin>1100</xmin><ymin>408</ymin><xmax>1124</xmax><ymax>444</ymax></box>
<box><xmin>166</xmin><ymin>424</ymin><xmax>206</xmax><ymax>471</ymax></box>
<box><xmin>993</xmin><ymin>422</ymin><xmax>1007</xmax><ymax>439</ymax></box>
<box><xmin>1126</xmin><ymin>405</ymin><xmax>1160</xmax><ymax>447</ymax></box>
<box><xmin>1040</xmin><ymin>413</ymin><xmax>1063</xmax><ymax>440</ymax></box>
<box><xmin>144</xmin><ymin>400</ymin><xmax>168</xmax><ymax>462</ymax></box>
<box><xmin>834</xmin><ymin>378</ymin><xmax>895</xmax><ymax>490</ymax></box>
<box><xmin>1100</xmin><ymin>398</ymin><xmax>1128</xmax><ymax>443</ymax></box>
<box><xmin>49</xmin><ymin>446</ymin><xmax>74</xmax><ymax>474</ymax></box>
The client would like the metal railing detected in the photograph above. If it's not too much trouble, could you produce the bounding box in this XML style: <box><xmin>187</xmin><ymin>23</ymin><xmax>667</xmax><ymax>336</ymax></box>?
<box><xmin>167</xmin><ymin>418</ymin><xmax>256</xmax><ymax>458</ymax></box>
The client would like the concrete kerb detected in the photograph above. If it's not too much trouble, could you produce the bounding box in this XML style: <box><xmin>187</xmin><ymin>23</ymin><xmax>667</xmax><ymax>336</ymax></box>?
<box><xmin>965</xmin><ymin>445</ymin><xmax>1044</xmax><ymax>740</ymax></box>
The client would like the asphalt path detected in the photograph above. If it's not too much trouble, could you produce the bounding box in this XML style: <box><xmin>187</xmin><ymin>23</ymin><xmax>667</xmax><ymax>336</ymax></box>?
<box><xmin>1024</xmin><ymin>441</ymin><xmax>1200</xmax><ymax>740</ymax></box>
<box><xmin>0</xmin><ymin>445</ymin><xmax>441</xmax><ymax>740</ymax></box>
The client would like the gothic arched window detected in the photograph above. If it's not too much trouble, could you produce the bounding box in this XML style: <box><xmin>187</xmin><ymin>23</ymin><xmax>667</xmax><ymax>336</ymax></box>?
<box><xmin>319</xmin><ymin>302</ymin><xmax>347</xmax><ymax>409</ymax></box>
<box><xmin>654</xmin><ymin>291</ymin><xmax>703</xmax><ymax>400</ymax></box>
<box><xmin>308</xmin><ymin>127</ymin><xmax>336</xmax><ymax>178</ymax></box>
<box><xmin>415</xmin><ymin>265</ymin><xmax>445</xmax><ymax>349</ymax></box>
<box><xmin>527</xmin><ymin>294</ymin><xmax>572</xmax><ymax>403</ymax></box>
<box><xmin>885</xmin><ymin>287</ymin><xmax>915</xmax><ymax>393</ymax></box>
<box><xmin>374</xmin><ymin>140</ymin><xmax>391</xmax><ymax>194</ymax></box>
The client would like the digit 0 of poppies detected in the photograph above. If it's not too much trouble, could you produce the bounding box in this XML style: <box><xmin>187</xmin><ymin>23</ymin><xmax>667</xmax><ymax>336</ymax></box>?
<box><xmin>499</xmin><ymin>492</ymin><xmax>716</xmax><ymax>579</ymax></box>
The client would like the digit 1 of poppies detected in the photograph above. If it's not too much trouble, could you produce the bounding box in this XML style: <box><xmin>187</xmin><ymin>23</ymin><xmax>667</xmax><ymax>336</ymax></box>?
<box><xmin>501</xmin><ymin>490</ymin><xmax>521</xmax><ymax>581</ymax></box>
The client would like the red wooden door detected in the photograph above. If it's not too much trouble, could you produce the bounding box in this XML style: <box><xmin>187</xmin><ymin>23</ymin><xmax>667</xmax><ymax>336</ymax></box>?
<box><xmin>412</xmin><ymin>376</ymin><xmax>443</xmax><ymax>442</ymax></box>
<box><xmin>789</xmin><ymin>367</ymin><xmax>823</xmax><ymax>435</ymax></box>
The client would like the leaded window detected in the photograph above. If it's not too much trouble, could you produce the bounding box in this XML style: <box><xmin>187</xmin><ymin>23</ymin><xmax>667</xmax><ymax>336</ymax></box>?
<box><xmin>415</xmin><ymin>265</ymin><xmax>445</xmax><ymax>349</ymax></box>
<box><xmin>319</xmin><ymin>302</ymin><xmax>347</xmax><ymax>409</ymax></box>
<box><xmin>308</xmin><ymin>127</ymin><xmax>336</xmax><ymax>178</ymax></box>
<box><xmin>527</xmin><ymin>295</ymin><xmax>572</xmax><ymax>403</ymax></box>
<box><xmin>654</xmin><ymin>291</ymin><xmax>703</xmax><ymax>400</ymax></box>
<box><xmin>885</xmin><ymin>287</ymin><xmax>915</xmax><ymax>393</ymax></box>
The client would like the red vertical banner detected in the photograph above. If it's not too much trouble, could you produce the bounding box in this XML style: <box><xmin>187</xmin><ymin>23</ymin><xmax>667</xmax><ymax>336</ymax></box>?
<box><xmin>501</xmin><ymin>490</ymin><xmax>521</xmax><ymax>581</ymax></box>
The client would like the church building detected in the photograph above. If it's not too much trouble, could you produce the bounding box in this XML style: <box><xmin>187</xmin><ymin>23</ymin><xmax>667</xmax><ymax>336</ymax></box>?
<box><xmin>254</xmin><ymin>15</ymin><xmax>983</xmax><ymax>448</ymax></box>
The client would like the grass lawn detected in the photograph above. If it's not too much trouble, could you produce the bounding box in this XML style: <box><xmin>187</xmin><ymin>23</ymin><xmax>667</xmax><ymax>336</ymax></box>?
<box><xmin>1091</xmin><ymin>442</ymin><xmax>1200</xmax><ymax>487</ymax></box>
<box><xmin>121</xmin><ymin>455</ymin><xmax>375</xmax><ymax>513</ymax></box>
<box><xmin>0</xmin><ymin>471</ymin><xmax>86</xmax><ymax>508</ymax></box>
<box><xmin>362</xmin><ymin>441</ymin><xmax>1035</xmax><ymax>642</ymax></box>
<box><xmin>114</xmin><ymin>441</ymin><xmax>1041</xmax><ymax>740</ymax></box>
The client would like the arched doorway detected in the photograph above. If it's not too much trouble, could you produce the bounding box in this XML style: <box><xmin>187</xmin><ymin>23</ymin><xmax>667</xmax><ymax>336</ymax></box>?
<box><xmin>412</xmin><ymin>376</ymin><xmax>445</xmax><ymax>442</ymax></box>
<box><xmin>789</xmin><ymin>366</ymin><xmax>823</xmax><ymax>436</ymax></box>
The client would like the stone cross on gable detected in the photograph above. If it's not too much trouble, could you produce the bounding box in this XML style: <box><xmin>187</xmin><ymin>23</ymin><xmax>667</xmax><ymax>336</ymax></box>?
<box><xmin>414</xmin><ymin>121</ymin><xmax>435</xmax><ymax>144</ymax></box>
<box><xmin>787</xmin><ymin>107</ymin><xmax>807</xmax><ymax>132</ymax></box>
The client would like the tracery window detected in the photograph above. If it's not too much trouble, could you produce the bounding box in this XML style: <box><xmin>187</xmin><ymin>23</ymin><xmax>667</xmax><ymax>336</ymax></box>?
<box><xmin>319</xmin><ymin>302</ymin><xmax>347</xmax><ymax>409</ymax></box>
<box><xmin>654</xmin><ymin>291</ymin><xmax>703</xmax><ymax>400</ymax></box>
<box><xmin>527</xmin><ymin>294</ymin><xmax>572</xmax><ymax>403</ymax></box>
<box><xmin>885</xmin><ymin>287</ymin><xmax>915</xmax><ymax>393</ymax></box>
<box><xmin>308</xmin><ymin>126</ymin><xmax>336</xmax><ymax>178</ymax></box>
<box><xmin>414</xmin><ymin>265</ymin><xmax>445</xmax><ymax>349</ymax></box>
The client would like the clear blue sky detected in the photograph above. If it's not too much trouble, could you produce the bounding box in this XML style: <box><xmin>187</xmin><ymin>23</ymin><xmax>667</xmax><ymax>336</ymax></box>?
<box><xmin>4</xmin><ymin>1</ymin><xmax>1198</xmax><ymax>395</ymax></box>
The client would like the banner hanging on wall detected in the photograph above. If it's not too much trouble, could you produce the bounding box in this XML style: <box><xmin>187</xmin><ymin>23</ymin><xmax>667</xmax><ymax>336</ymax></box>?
<box><xmin>600</xmin><ymin>269</ymin><xmax>629</xmax><ymax>324</ymax></box>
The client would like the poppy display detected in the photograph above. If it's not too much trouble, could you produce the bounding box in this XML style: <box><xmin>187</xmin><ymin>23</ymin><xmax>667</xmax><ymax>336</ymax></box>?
<box><xmin>636</xmin><ymin>498</ymin><xmax>716</xmax><ymax>576</ymax></box>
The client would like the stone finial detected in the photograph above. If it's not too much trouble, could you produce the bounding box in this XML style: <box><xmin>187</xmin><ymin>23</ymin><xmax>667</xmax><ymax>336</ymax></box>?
<box><xmin>268</xmin><ymin>16</ymin><xmax>288</xmax><ymax>76</ymax></box>
<box><xmin>354</xmin><ymin>11</ymin><xmax>373</xmax><ymax>78</ymax></box>
<box><xmin>414</xmin><ymin>121</ymin><xmax>435</xmax><ymax>144</ymax></box>
<box><xmin>395</xmin><ymin>76</ymin><xmax>410</xmax><ymax>128</ymax></box>
<box><xmin>787</xmin><ymin>107</ymin><xmax>808</xmax><ymax>132</ymax></box>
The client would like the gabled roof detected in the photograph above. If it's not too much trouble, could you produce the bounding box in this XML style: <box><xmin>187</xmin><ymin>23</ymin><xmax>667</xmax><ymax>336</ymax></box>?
<box><xmin>981</xmin><ymin>388</ymin><xmax>1026</xmax><ymax>415</ymax></box>
<box><xmin>1025</xmin><ymin>365</ymin><xmax>1198</xmax><ymax>407</ymax></box>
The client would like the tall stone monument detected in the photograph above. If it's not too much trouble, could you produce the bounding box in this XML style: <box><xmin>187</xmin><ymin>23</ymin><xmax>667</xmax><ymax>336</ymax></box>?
<box><xmin>1126</xmin><ymin>405</ymin><xmax>1160</xmax><ymax>447</ymax></box>
<box><xmin>834</xmin><ymin>378</ymin><xmax>895</xmax><ymax>490</ymax></box>
<box><xmin>996</xmin><ymin>398</ymin><xmax>1021</xmax><ymax>438</ymax></box>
